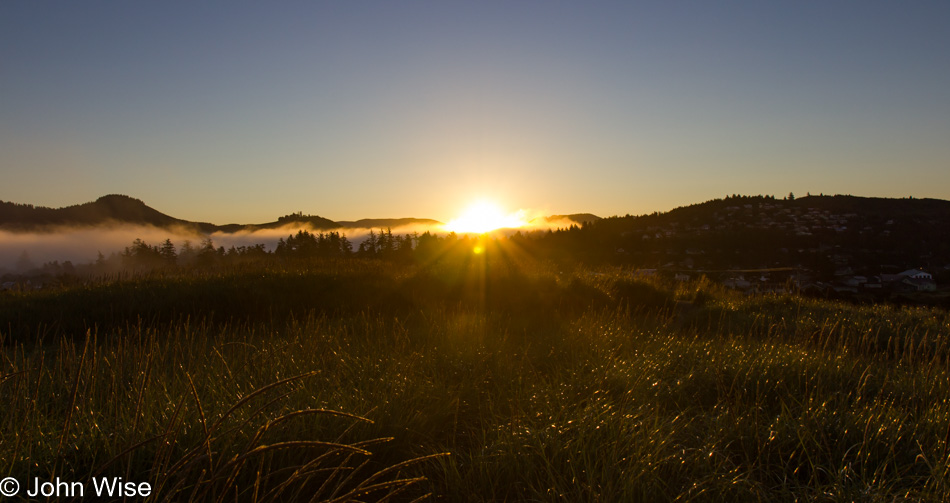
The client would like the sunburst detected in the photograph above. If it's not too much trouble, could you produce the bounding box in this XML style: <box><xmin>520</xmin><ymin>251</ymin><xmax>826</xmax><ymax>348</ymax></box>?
<box><xmin>444</xmin><ymin>201</ymin><xmax>526</xmax><ymax>234</ymax></box>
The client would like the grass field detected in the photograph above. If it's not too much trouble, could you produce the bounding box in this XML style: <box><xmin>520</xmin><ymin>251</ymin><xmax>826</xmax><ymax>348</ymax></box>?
<box><xmin>2</xmin><ymin>257</ymin><xmax>949</xmax><ymax>501</ymax></box>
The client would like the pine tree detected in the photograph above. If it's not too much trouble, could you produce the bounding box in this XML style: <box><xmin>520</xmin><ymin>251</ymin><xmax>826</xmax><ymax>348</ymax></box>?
<box><xmin>160</xmin><ymin>239</ymin><xmax>177</xmax><ymax>266</ymax></box>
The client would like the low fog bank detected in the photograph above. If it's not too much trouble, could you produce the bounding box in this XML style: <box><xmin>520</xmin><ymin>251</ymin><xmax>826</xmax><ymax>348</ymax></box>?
<box><xmin>0</xmin><ymin>224</ymin><xmax>193</xmax><ymax>272</ymax></box>
<box><xmin>0</xmin><ymin>214</ymin><xmax>586</xmax><ymax>273</ymax></box>
<box><xmin>0</xmin><ymin>222</ymin><xmax>441</xmax><ymax>273</ymax></box>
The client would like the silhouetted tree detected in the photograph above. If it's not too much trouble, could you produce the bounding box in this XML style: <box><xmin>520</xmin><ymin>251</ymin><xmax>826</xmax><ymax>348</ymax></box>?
<box><xmin>196</xmin><ymin>238</ymin><xmax>217</xmax><ymax>268</ymax></box>
<box><xmin>363</xmin><ymin>230</ymin><xmax>378</xmax><ymax>257</ymax></box>
<box><xmin>340</xmin><ymin>234</ymin><xmax>353</xmax><ymax>255</ymax></box>
<box><xmin>123</xmin><ymin>239</ymin><xmax>163</xmax><ymax>269</ymax></box>
<box><xmin>160</xmin><ymin>239</ymin><xmax>177</xmax><ymax>266</ymax></box>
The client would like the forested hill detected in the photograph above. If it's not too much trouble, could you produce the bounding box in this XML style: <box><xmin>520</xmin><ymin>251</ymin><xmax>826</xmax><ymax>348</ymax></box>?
<box><xmin>595</xmin><ymin>194</ymin><xmax>950</xmax><ymax>232</ymax></box>
<box><xmin>0</xmin><ymin>195</ymin><xmax>345</xmax><ymax>233</ymax></box>
<box><xmin>0</xmin><ymin>195</ymin><xmax>218</xmax><ymax>233</ymax></box>
<box><xmin>528</xmin><ymin>194</ymin><xmax>950</xmax><ymax>273</ymax></box>
<box><xmin>0</xmin><ymin>195</ymin><xmax>437</xmax><ymax>233</ymax></box>
<box><xmin>0</xmin><ymin>194</ymin><xmax>592</xmax><ymax>233</ymax></box>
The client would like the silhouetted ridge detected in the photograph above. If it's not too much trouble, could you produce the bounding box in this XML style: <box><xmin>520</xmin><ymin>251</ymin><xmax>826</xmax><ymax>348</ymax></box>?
<box><xmin>248</xmin><ymin>212</ymin><xmax>339</xmax><ymax>231</ymax></box>
<box><xmin>524</xmin><ymin>194</ymin><xmax>950</xmax><ymax>273</ymax></box>
<box><xmin>82</xmin><ymin>194</ymin><xmax>182</xmax><ymax>227</ymax></box>
<box><xmin>0</xmin><ymin>195</ymin><xmax>212</xmax><ymax>232</ymax></box>
<box><xmin>0</xmin><ymin>195</ymin><xmax>340</xmax><ymax>233</ymax></box>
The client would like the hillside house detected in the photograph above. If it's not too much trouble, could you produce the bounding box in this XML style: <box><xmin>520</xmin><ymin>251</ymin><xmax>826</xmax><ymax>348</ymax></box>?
<box><xmin>882</xmin><ymin>269</ymin><xmax>937</xmax><ymax>292</ymax></box>
<box><xmin>898</xmin><ymin>269</ymin><xmax>932</xmax><ymax>280</ymax></box>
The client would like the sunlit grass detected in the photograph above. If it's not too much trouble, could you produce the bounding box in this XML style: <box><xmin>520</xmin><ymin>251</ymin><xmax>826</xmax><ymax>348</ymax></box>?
<box><xmin>2</xmin><ymin>261</ymin><xmax>949</xmax><ymax>500</ymax></box>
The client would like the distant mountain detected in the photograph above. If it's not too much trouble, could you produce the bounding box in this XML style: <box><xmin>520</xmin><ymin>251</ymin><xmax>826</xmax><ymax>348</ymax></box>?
<box><xmin>0</xmin><ymin>195</ymin><xmax>438</xmax><ymax>234</ymax></box>
<box><xmin>0</xmin><ymin>195</ymin><xmax>337</xmax><ymax>233</ymax></box>
<box><xmin>0</xmin><ymin>195</ymin><xmax>217</xmax><ymax>233</ymax></box>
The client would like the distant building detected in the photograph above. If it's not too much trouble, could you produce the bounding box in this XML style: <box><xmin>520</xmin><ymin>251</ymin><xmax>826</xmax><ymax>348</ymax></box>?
<box><xmin>898</xmin><ymin>269</ymin><xmax>932</xmax><ymax>280</ymax></box>
<box><xmin>881</xmin><ymin>269</ymin><xmax>937</xmax><ymax>292</ymax></box>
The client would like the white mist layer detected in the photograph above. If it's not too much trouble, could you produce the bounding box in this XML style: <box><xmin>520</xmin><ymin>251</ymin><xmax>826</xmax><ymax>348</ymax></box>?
<box><xmin>0</xmin><ymin>222</ymin><xmax>438</xmax><ymax>271</ymax></box>
<box><xmin>0</xmin><ymin>212</ymin><xmax>584</xmax><ymax>272</ymax></box>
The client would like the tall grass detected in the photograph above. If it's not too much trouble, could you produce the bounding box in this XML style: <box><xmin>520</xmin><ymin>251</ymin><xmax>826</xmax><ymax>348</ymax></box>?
<box><xmin>1</xmin><ymin>259</ymin><xmax>949</xmax><ymax>500</ymax></box>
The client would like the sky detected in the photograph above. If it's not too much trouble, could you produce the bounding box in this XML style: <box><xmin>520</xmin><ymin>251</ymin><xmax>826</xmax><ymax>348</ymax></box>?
<box><xmin>2</xmin><ymin>1</ymin><xmax>949</xmax><ymax>224</ymax></box>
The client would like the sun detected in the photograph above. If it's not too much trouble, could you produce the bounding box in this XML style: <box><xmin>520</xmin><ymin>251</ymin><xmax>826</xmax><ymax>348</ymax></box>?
<box><xmin>444</xmin><ymin>200</ymin><xmax>526</xmax><ymax>234</ymax></box>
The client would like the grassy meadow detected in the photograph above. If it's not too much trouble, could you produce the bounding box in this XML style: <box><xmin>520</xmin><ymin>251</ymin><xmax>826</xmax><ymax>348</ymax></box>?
<box><xmin>2</xmin><ymin>254</ymin><xmax>950</xmax><ymax>501</ymax></box>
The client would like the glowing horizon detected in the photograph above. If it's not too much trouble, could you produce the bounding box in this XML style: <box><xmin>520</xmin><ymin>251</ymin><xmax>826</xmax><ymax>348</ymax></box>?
<box><xmin>443</xmin><ymin>201</ymin><xmax>528</xmax><ymax>234</ymax></box>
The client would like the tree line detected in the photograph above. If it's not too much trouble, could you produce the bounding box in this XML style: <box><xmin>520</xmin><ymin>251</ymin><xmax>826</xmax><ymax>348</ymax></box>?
<box><xmin>108</xmin><ymin>229</ymin><xmax>488</xmax><ymax>271</ymax></box>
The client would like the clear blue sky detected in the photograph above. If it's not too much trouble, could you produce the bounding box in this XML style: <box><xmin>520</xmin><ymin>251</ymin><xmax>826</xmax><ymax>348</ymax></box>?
<box><xmin>3</xmin><ymin>1</ymin><xmax>949</xmax><ymax>224</ymax></box>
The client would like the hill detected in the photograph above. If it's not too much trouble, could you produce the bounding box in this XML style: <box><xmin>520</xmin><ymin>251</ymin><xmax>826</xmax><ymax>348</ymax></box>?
<box><xmin>0</xmin><ymin>196</ymin><xmax>339</xmax><ymax>233</ymax></box>
<box><xmin>5</xmin><ymin>193</ymin><xmax>950</xmax><ymax>280</ymax></box>
<box><xmin>0</xmin><ymin>196</ymin><xmax>447</xmax><ymax>234</ymax></box>
<box><xmin>0</xmin><ymin>194</ymin><xmax>217</xmax><ymax>233</ymax></box>
<box><xmin>257</xmin><ymin>212</ymin><xmax>339</xmax><ymax>231</ymax></box>
<box><xmin>0</xmin><ymin>195</ymin><xmax>597</xmax><ymax>234</ymax></box>
<box><xmin>528</xmin><ymin>194</ymin><xmax>950</xmax><ymax>278</ymax></box>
